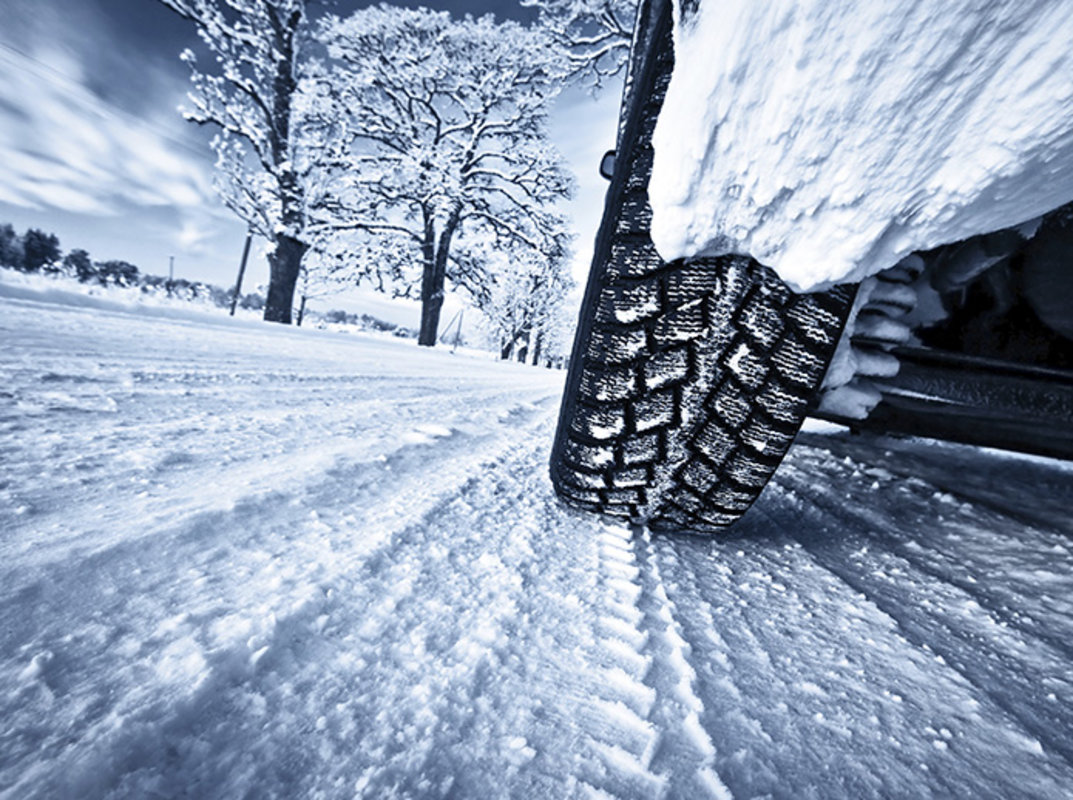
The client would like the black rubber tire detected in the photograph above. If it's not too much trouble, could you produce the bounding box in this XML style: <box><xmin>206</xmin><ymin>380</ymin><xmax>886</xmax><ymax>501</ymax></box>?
<box><xmin>550</xmin><ymin>0</ymin><xmax>856</xmax><ymax>534</ymax></box>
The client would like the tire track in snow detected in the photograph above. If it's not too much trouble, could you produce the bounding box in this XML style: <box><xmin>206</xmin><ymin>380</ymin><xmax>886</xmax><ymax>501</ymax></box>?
<box><xmin>764</xmin><ymin>477</ymin><xmax>1073</xmax><ymax>775</ymax></box>
<box><xmin>652</xmin><ymin>520</ymin><xmax>1073</xmax><ymax>799</ymax></box>
<box><xmin>671</xmin><ymin>533</ymin><xmax>923</xmax><ymax>798</ymax></box>
<box><xmin>5</xmin><ymin>418</ymin><xmax>669</xmax><ymax>798</ymax></box>
<box><xmin>571</xmin><ymin>523</ymin><xmax>665</xmax><ymax>799</ymax></box>
<box><xmin>784</xmin><ymin>442</ymin><xmax>1073</xmax><ymax>655</ymax></box>
<box><xmin>3</xmin><ymin>396</ymin><xmax>676</xmax><ymax>799</ymax></box>
<box><xmin>0</xmin><ymin>395</ymin><xmax>563</xmax><ymax>797</ymax></box>
<box><xmin>782</xmin><ymin>454</ymin><xmax>1073</xmax><ymax>664</ymax></box>
<box><xmin>627</xmin><ymin>529</ymin><xmax>729</xmax><ymax>799</ymax></box>
<box><xmin>562</xmin><ymin>521</ymin><xmax>731</xmax><ymax>800</ymax></box>
<box><xmin>649</xmin><ymin>536</ymin><xmax>821</xmax><ymax>799</ymax></box>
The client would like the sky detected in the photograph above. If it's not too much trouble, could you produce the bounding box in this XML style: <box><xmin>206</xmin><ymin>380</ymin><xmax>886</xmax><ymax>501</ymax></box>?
<box><xmin>0</xmin><ymin>0</ymin><xmax>621</xmax><ymax>327</ymax></box>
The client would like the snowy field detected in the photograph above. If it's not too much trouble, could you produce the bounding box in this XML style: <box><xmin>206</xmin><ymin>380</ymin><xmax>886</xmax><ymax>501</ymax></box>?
<box><xmin>2</xmin><ymin>291</ymin><xmax>1072</xmax><ymax>799</ymax></box>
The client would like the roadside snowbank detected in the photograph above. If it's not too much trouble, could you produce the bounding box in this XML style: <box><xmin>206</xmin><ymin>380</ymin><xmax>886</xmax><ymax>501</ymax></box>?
<box><xmin>0</xmin><ymin>270</ymin><xmax>489</xmax><ymax>354</ymax></box>
<box><xmin>649</xmin><ymin>0</ymin><xmax>1073</xmax><ymax>291</ymax></box>
<box><xmin>0</xmin><ymin>268</ymin><xmax>263</xmax><ymax>325</ymax></box>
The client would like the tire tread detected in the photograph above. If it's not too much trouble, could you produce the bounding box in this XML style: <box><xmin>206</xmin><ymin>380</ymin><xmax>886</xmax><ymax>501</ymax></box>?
<box><xmin>549</xmin><ymin>0</ymin><xmax>855</xmax><ymax>533</ymax></box>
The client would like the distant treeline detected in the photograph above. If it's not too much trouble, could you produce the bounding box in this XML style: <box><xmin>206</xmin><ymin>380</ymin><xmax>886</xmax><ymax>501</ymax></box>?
<box><xmin>321</xmin><ymin>310</ymin><xmax>417</xmax><ymax>339</ymax></box>
<box><xmin>0</xmin><ymin>222</ymin><xmax>266</xmax><ymax>310</ymax></box>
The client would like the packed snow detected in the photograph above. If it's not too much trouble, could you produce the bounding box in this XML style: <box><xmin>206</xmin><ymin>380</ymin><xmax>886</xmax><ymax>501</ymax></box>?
<box><xmin>2</xmin><ymin>287</ymin><xmax>1073</xmax><ymax>798</ymax></box>
<box><xmin>648</xmin><ymin>0</ymin><xmax>1073</xmax><ymax>291</ymax></box>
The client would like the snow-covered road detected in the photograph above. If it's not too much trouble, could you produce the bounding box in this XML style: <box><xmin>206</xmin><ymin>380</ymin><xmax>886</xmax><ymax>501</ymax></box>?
<box><xmin>2</xmin><ymin>293</ymin><xmax>1071</xmax><ymax>799</ymax></box>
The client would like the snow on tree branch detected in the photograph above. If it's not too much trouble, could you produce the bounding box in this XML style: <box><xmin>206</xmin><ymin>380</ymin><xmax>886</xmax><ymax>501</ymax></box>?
<box><xmin>313</xmin><ymin>5</ymin><xmax>577</xmax><ymax>347</ymax></box>
<box><xmin>158</xmin><ymin>0</ymin><xmax>322</xmax><ymax>324</ymax></box>
<box><xmin>522</xmin><ymin>0</ymin><xmax>637</xmax><ymax>87</ymax></box>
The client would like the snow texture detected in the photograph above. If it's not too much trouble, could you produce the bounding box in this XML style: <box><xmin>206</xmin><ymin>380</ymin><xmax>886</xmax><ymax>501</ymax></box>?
<box><xmin>649</xmin><ymin>0</ymin><xmax>1073</xmax><ymax>291</ymax></box>
<box><xmin>2</xmin><ymin>286</ymin><xmax>1073</xmax><ymax>798</ymax></box>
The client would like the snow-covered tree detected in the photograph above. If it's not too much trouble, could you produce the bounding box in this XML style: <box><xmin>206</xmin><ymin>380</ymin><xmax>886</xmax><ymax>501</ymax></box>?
<box><xmin>292</xmin><ymin>229</ymin><xmax>347</xmax><ymax>326</ymax></box>
<box><xmin>539</xmin><ymin>296</ymin><xmax>579</xmax><ymax>368</ymax></box>
<box><xmin>471</xmin><ymin>229</ymin><xmax>575</xmax><ymax>364</ymax></box>
<box><xmin>21</xmin><ymin>228</ymin><xmax>61</xmax><ymax>273</ymax></box>
<box><xmin>522</xmin><ymin>0</ymin><xmax>637</xmax><ymax>87</ymax></box>
<box><xmin>0</xmin><ymin>224</ymin><xmax>23</xmax><ymax>269</ymax></box>
<box><xmin>313</xmin><ymin>6</ymin><xmax>575</xmax><ymax>346</ymax></box>
<box><xmin>158</xmin><ymin>0</ymin><xmax>318</xmax><ymax>324</ymax></box>
<box><xmin>63</xmin><ymin>249</ymin><xmax>95</xmax><ymax>282</ymax></box>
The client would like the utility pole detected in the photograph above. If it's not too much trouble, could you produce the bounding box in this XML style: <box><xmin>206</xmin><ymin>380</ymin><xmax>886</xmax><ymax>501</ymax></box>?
<box><xmin>438</xmin><ymin>309</ymin><xmax>465</xmax><ymax>352</ymax></box>
<box><xmin>230</xmin><ymin>231</ymin><xmax>253</xmax><ymax>316</ymax></box>
<box><xmin>452</xmin><ymin>310</ymin><xmax>464</xmax><ymax>353</ymax></box>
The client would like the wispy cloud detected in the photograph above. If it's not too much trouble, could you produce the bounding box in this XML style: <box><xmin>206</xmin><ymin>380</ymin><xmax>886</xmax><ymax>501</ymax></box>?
<box><xmin>175</xmin><ymin>216</ymin><xmax>216</xmax><ymax>254</ymax></box>
<box><xmin>0</xmin><ymin>1</ymin><xmax>215</xmax><ymax>217</ymax></box>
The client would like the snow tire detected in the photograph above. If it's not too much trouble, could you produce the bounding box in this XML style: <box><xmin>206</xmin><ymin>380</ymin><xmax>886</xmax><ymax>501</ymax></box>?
<box><xmin>550</xmin><ymin>0</ymin><xmax>856</xmax><ymax>533</ymax></box>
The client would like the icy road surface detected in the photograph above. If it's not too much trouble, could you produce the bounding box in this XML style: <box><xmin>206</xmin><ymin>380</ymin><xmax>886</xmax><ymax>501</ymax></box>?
<box><xmin>2</xmin><ymin>293</ymin><xmax>1072</xmax><ymax>799</ymax></box>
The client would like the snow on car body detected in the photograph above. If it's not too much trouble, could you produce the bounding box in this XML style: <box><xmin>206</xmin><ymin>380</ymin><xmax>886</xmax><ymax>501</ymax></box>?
<box><xmin>649</xmin><ymin>0</ymin><xmax>1073</xmax><ymax>292</ymax></box>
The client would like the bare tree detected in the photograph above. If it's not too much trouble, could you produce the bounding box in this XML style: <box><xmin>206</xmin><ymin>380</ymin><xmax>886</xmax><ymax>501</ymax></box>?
<box><xmin>313</xmin><ymin>6</ymin><xmax>575</xmax><ymax>346</ymax></box>
<box><xmin>522</xmin><ymin>0</ymin><xmax>637</xmax><ymax>87</ymax></box>
<box><xmin>158</xmin><ymin>0</ymin><xmax>317</xmax><ymax>324</ymax></box>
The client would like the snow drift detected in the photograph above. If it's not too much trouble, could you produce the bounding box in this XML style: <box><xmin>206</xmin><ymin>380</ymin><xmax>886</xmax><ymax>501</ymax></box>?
<box><xmin>648</xmin><ymin>0</ymin><xmax>1073</xmax><ymax>291</ymax></box>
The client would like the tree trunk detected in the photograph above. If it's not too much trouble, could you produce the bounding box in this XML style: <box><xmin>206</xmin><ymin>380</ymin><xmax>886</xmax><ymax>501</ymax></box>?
<box><xmin>500</xmin><ymin>335</ymin><xmax>514</xmax><ymax>361</ymax></box>
<box><xmin>532</xmin><ymin>331</ymin><xmax>544</xmax><ymax>367</ymax></box>
<box><xmin>264</xmin><ymin>234</ymin><xmax>307</xmax><ymax>324</ymax></box>
<box><xmin>418</xmin><ymin>210</ymin><xmax>439</xmax><ymax>346</ymax></box>
<box><xmin>262</xmin><ymin>10</ymin><xmax>305</xmax><ymax>326</ymax></box>
<box><xmin>296</xmin><ymin>294</ymin><xmax>307</xmax><ymax>327</ymax></box>
<box><xmin>417</xmin><ymin>273</ymin><xmax>443</xmax><ymax>345</ymax></box>
<box><xmin>516</xmin><ymin>322</ymin><xmax>532</xmax><ymax>364</ymax></box>
<box><xmin>418</xmin><ymin>206</ymin><xmax>461</xmax><ymax>347</ymax></box>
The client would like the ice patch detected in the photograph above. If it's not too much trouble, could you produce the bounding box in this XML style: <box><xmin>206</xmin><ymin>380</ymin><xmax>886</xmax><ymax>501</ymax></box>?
<box><xmin>401</xmin><ymin>424</ymin><xmax>454</xmax><ymax>444</ymax></box>
<box><xmin>18</xmin><ymin>651</ymin><xmax>54</xmax><ymax>684</ymax></box>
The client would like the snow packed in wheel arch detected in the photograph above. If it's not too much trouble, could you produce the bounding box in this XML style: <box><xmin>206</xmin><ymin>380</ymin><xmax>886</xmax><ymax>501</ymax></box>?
<box><xmin>550</xmin><ymin>0</ymin><xmax>1073</xmax><ymax>534</ymax></box>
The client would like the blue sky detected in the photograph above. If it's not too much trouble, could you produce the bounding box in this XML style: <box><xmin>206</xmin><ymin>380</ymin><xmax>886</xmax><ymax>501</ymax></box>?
<box><xmin>0</xmin><ymin>0</ymin><xmax>619</xmax><ymax>324</ymax></box>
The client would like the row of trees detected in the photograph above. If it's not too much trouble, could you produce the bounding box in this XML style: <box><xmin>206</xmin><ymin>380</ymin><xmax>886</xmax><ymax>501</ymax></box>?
<box><xmin>0</xmin><ymin>224</ymin><xmax>129</xmax><ymax>284</ymax></box>
<box><xmin>0</xmin><ymin>225</ymin><xmax>62</xmax><ymax>275</ymax></box>
<box><xmin>158</xmin><ymin>0</ymin><xmax>636</xmax><ymax>353</ymax></box>
<box><xmin>0</xmin><ymin>221</ymin><xmax>267</xmax><ymax>308</ymax></box>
